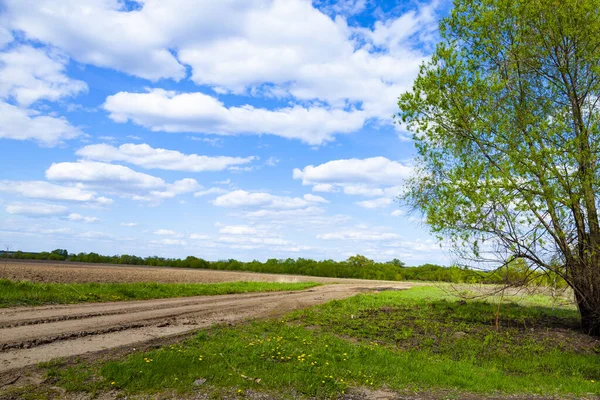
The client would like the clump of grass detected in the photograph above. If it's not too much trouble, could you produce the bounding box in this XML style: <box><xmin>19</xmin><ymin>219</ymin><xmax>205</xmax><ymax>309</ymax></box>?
<box><xmin>43</xmin><ymin>286</ymin><xmax>600</xmax><ymax>398</ymax></box>
<box><xmin>0</xmin><ymin>279</ymin><xmax>321</xmax><ymax>307</ymax></box>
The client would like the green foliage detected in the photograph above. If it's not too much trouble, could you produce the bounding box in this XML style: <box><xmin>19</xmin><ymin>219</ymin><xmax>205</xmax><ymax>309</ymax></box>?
<box><xmin>43</xmin><ymin>287</ymin><xmax>599</xmax><ymax>398</ymax></box>
<box><xmin>0</xmin><ymin>280</ymin><xmax>320</xmax><ymax>308</ymax></box>
<box><xmin>398</xmin><ymin>0</ymin><xmax>600</xmax><ymax>333</ymax></box>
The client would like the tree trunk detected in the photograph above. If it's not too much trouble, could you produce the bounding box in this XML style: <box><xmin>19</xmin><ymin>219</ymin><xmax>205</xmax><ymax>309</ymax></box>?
<box><xmin>575</xmin><ymin>289</ymin><xmax>600</xmax><ymax>336</ymax></box>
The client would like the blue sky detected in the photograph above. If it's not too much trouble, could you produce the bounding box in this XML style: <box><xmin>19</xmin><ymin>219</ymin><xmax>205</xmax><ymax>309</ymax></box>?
<box><xmin>0</xmin><ymin>0</ymin><xmax>452</xmax><ymax>264</ymax></box>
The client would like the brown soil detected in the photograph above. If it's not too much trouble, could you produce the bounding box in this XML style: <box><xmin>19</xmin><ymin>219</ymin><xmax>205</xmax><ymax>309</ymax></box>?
<box><xmin>0</xmin><ymin>262</ymin><xmax>413</xmax><ymax>377</ymax></box>
<box><xmin>0</xmin><ymin>259</ymin><xmax>405</xmax><ymax>285</ymax></box>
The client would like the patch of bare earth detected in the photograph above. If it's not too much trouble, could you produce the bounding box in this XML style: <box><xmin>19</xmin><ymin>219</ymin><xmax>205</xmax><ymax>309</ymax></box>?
<box><xmin>0</xmin><ymin>260</ymin><xmax>406</xmax><ymax>285</ymax></box>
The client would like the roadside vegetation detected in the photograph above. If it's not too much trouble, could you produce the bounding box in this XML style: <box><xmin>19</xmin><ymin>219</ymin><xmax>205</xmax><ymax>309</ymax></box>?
<box><xmin>22</xmin><ymin>286</ymin><xmax>599</xmax><ymax>399</ymax></box>
<box><xmin>0</xmin><ymin>280</ymin><xmax>320</xmax><ymax>308</ymax></box>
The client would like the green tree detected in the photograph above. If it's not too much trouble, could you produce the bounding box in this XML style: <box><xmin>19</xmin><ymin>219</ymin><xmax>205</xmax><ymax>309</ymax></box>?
<box><xmin>399</xmin><ymin>0</ymin><xmax>600</xmax><ymax>334</ymax></box>
<box><xmin>346</xmin><ymin>255</ymin><xmax>374</xmax><ymax>269</ymax></box>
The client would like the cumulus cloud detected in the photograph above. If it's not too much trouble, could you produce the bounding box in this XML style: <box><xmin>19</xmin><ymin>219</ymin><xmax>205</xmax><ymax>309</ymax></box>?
<box><xmin>218</xmin><ymin>236</ymin><xmax>291</xmax><ymax>246</ymax></box>
<box><xmin>194</xmin><ymin>187</ymin><xmax>228</xmax><ymax>197</ymax></box>
<box><xmin>67</xmin><ymin>213</ymin><xmax>99</xmax><ymax>223</ymax></box>
<box><xmin>45</xmin><ymin>160</ymin><xmax>199</xmax><ymax>201</ymax></box>
<box><xmin>104</xmin><ymin>89</ymin><xmax>365</xmax><ymax>145</ymax></box>
<box><xmin>2</xmin><ymin>0</ymin><xmax>187</xmax><ymax>81</ymax></box>
<box><xmin>236</xmin><ymin>206</ymin><xmax>326</xmax><ymax>219</ymax></box>
<box><xmin>303</xmin><ymin>194</ymin><xmax>329</xmax><ymax>203</ymax></box>
<box><xmin>0</xmin><ymin>180</ymin><xmax>112</xmax><ymax>204</ymax></box>
<box><xmin>294</xmin><ymin>157</ymin><xmax>412</xmax><ymax>186</ymax></box>
<box><xmin>294</xmin><ymin>157</ymin><xmax>411</xmax><ymax>200</ymax></box>
<box><xmin>355</xmin><ymin>197</ymin><xmax>393</xmax><ymax>209</ymax></box>
<box><xmin>153</xmin><ymin>229</ymin><xmax>181</xmax><ymax>236</ymax></box>
<box><xmin>0</xmin><ymin>45</ymin><xmax>87</xmax><ymax>106</ymax></box>
<box><xmin>317</xmin><ymin>230</ymin><xmax>400</xmax><ymax>241</ymax></box>
<box><xmin>2</xmin><ymin>0</ymin><xmax>440</xmax><ymax>144</ymax></box>
<box><xmin>120</xmin><ymin>222</ymin><xmax>138</xmax><ymax>227</ymax></box>
<box><xmin>219</xmin><ymin>225</ymin><xmax>257</xmax><ymax>235</ymax></box>
<box><xmin>213</xmin><ymin>190</ymin><xmax>325</xmax><ymax>210</ymax></box>
<box><xmin>0</xmin><ymin>102</ymin><xmax>81</xmax><ymax>146</ymax></box>
<box><xmin>46</xmin><ymin>160</ymin><xmax>164</xmax><ymax>189</ymax></box>
<box><xmin>77</xmin><ymin>143</ymin><xmax>256</xmax><ymax>172</ymax></box>
<box><xmin>5</xmin><ymin>202</ymin><xmax>68</xmax><ymax>217</ymax></box>
<box><xmin>151</xmin><ymin>238</ymin><xmax>187</xmax><ymax>246</ymax></box>
<box><xmin>190</xmin><ymin>233</ymin><xmax>210</xmax><ymax>240</ymax></box>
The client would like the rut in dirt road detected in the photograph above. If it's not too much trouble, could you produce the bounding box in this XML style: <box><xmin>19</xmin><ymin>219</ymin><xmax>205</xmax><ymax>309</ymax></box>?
<box><xmin>0</xmin><ymin>283</ymin><xmax>412</xmax><ymax>375</ymax></box>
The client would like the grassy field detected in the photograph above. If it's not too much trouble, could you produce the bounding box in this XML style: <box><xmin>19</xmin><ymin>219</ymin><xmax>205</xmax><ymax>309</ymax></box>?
<box><xmin>0</xmin><ymin>279</ymin><xmax>321</xmax><ymax>307</ymax></box>
<box><xmin>8</xmin><ymin>285</ymin><xmax>600</xmax><ymax>399</ymax></box>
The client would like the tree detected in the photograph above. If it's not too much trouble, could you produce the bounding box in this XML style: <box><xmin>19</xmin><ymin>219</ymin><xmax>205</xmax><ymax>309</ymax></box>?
<box><xmin>388</xmin><ymin>258</ymin><xmax>406</xmax><ymax>268</ymax></box>
<box><xmin>398</xmin><ymin>0</ymin><xmax>600</xmax><ymax>335</ymax></box>
<box><xmin>346</xmin><ymin>255</ymin><xmax>374</xmax><ymax>268</ymax></box>
<box><xmin>51</xmin><ymin>249</ymin><xmax>68</xmax><ymax>259</ymax></box>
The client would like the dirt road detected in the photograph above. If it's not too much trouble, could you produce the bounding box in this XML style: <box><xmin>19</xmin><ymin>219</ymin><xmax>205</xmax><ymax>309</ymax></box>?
<box><xmin>0</xmin><ymin>282</ymin><xmax>412</xmax><ymax>375</ymax></box>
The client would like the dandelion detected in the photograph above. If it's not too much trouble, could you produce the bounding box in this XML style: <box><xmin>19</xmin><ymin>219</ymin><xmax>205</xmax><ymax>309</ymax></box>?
<box><xmin>111</xmin><ymin>381</ymin><xmax>115</xmax><ymax>385</ymax></box>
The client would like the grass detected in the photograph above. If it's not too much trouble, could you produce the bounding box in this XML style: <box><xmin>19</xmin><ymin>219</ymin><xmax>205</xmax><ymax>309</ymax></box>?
<box><xmin>23</xmin><ymin>286</ymin><xmax>600</xmax><ymax>398</ymax></box>
<box><xmin>0</xmin><ymin>279</ymin><xmax>321</xmax><ymax>307</ymax></box>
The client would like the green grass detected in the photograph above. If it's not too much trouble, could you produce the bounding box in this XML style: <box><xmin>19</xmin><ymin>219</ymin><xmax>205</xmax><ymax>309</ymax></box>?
<box><xmin>35</xmin><ymin>286</ymin><xmax>600</xmax><ymax>398</ymax></box>
<box><xmin>0</xmin><ymin>279</ymin><xmax>321</xmax><ymax>307</ymax></box>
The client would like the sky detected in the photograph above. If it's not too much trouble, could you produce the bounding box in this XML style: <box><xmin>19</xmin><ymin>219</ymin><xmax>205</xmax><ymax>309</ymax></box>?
<box><xmin>0</xmin><ymin>0</ymin><xmax>452</xmax><ymax>265</ymax></box>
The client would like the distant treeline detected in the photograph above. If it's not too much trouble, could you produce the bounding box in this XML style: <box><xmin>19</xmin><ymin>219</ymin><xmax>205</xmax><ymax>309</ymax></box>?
<box><xmin>2</xmin><ymin>249</ymin><xmax>565</xmax><ymax>286</ymax></box>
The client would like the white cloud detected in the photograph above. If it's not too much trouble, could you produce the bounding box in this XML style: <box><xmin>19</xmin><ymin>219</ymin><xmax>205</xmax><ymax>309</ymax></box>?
<box><xmin>3</xmin><ymin>0</ymin><xmax>187</xmax><ymax>81</ymax></box>
<box><xmin>0</xmin><ymin>45</ymin><xmax>87</xmax><ymax>106</ymax></box>
<box><xmin>0</xmin><ymin>102</ymin><xmax>81</xmax><ymax>146</ymax></box>
<box><xmin>104</xmin><ymin>89</ymin><xmax>365</xmax><ymax>145</ymax></box>
<box><xmin>80</xmin><ymin>231</ymin><xmax>113</xmax><ymax>239</ymax></box>
<box><xmin>5</xmin><ymin>202</ymin><xmax>68</xmax><ymax>217</ymax></box>
<box><xmin>236</xmin><ymin>206</ymin><xmax>326</xmax><ymax>219</ymax></box>
<box><xmin>303</xmin><ymin>194</ymin><xmax>329</xmax><ymax>203</ymax></box>
<box><xmin>294</xmin><ymin>157</ymin><xmax>412</xmax><ymax>186</ymax></box>
<box><xmin>77</xmin><ymin>143</ymin><xmax>256</xmax><ymax>172</ymax></box>
<box><xmin>120</xmin><ymin>222</ymin><xmax>138</xmax><ymax>227</ymax></box>
<box><xmin>45</xmin><ymin>160</ymin><xmax>199</xmax><ymax>201</ymax></box>
<box><xmin>355</xmin><ymin>197</ymin><xmax>393</xmax><ymax>209</ymax></box>
<box><xmin>144</xmin><ymin>178</ymin><xmax>201</xmax><ymax>200</ymax></box>
<box><xmin>3</xmin><ymin>0</ymin><xmax>439</xmax><ymax>143</ymax></box>
<box><xmin>151</xmin><ymin>238</ymin><xmax>187</xmax><ymax>246</ymax></box>
<box><xmin>190</xmin><ymin>233</ymin><xmax>210</xmax><ymax>240</ymax></box>
<box><xmin>213</xmin><ymin>190</ymin><xmax>324</xmax><ymax>210</ymax></box>
<box><xmin>264</xmin><ymin>157</ymin><xmax>279</xmax><ymax>167</ymax></box>
<box><xmin>46</xmin><ymin>160</ymin><xmax>165</xmax><ymax>189</ymax></box>
<box><xmin>391</xmin><ymin>210</ymin><xmax>405</xmax><ymax>217</ymax></box>
<box><xmin>219</xmin><ymin>225</ymin><xmax>257</xmax><ymax>235</ymax></box>
<box><xmin>295</xmin><ymin>158</ymin><xmax>410</xmax><ymax>203</ymax></box>
<box><xmin>218</xmin><ymin>236</ymin><xmax>291</xmax><ymax>246</ymax></box>
<box><xmin>312</xmin><ymin>184</ymin><xmax>336</xmax><ymax>193</ymax></box>
<box><xmin>194</xmin><ymin>187</ymin><xmax>228</xmax><ymax>197</ymax></box>
<box><xmin>67</xmin><ymin>213</ymin><xmax>99</xmax><ymax>223</ymax></box>
<box><xmin>154</xmin><ymin>229</ymin><xmax>180</xmax><ymax>236</ymax></box>
<box><xmin>317</xmin><ymin>230</ymin><xmax>400</xmax><ymax>241</ymax></box>
<box><xmin>0</xmin><ymin>180</ymin><xmax>112</xmax><ymax>204</ymax></box>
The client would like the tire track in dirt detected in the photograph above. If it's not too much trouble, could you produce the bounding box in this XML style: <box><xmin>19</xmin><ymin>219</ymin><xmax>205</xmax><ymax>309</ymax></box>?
<box><xmin>0</xmin><ymin>283</ymin><xmax>412</xmax><ymax>375</ymax></box>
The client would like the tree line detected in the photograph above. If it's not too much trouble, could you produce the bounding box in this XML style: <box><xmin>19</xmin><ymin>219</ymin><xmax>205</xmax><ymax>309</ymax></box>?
<box><xmin>2</xmin><ymin>249</ymin><xmax>565</xmax><ymax>287</ymax></box>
